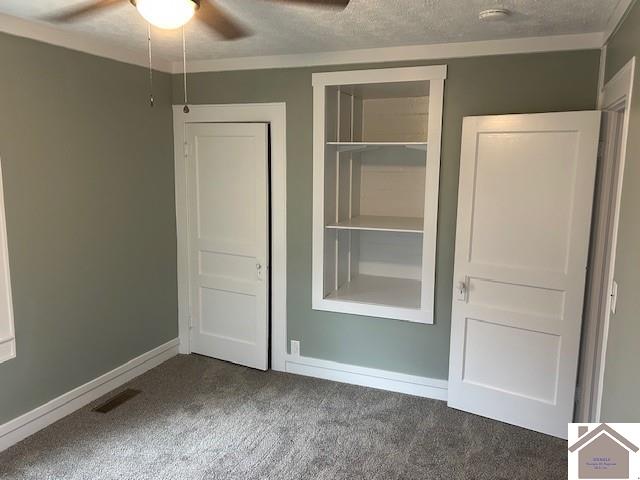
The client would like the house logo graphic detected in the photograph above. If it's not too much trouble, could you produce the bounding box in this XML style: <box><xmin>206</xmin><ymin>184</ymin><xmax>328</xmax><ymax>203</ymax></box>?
<box><xmin>569</xmin><ymin>424</ymin><xmax>640</xmax><ymax>479</ymax></box>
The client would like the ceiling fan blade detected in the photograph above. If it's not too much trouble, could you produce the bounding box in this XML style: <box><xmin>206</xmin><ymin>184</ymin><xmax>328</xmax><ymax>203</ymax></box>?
<box><xmin>259</xmin><ymin>0</ymin><xmax>349</xmax><ymax>9</ymax></box>
<box><xmin>44</xmin><ymin>0</ymin><xmax>129</xmax><ymax>22</ymax></box>
<box><xmin>196</xmin><ymin>1</ymin><xmax>251</xmax><ymax>40</ymax></box>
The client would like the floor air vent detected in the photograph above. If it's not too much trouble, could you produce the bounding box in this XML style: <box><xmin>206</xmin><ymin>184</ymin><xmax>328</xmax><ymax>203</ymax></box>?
<box><xmin>93</xmin><ymin>389</ymin><xmax>141</xmax><ymax>413</ymax></box>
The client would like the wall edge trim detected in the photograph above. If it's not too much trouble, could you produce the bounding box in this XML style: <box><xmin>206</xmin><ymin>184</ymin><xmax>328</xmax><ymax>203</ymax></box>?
<box><xmin>283</xmin><ymin>354</ymin><xmax>448</xmax><ymax>401</ymax></box>
<box><xmin>603</xmin><ymin>0</ymin><xmax>637</xmax><ymax>44</ymax></box>
<box><xmin>173</xmin><ymin>33</ymin><xmax>604</xmax><ymax>73</ymax></box>
<box><xmin>0</xmin><ymin>13</ymin><xmax>173</xmax><ymax>72</ymax></box>
<box><xmin>1</xmin><ymin>13</ymin><xmax>602</xmax><ymax>74</ymax></box>
<box><xmin>0</xmin><ymin>338</ymin><xmax>180</xmax><ymax>452</ymax></box>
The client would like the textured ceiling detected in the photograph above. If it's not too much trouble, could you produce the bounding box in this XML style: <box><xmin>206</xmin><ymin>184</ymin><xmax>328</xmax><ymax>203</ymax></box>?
<box><xmin>0</xmin><ymin>0</ymin><xmax>618</xmax><ymax>62</ymax></box>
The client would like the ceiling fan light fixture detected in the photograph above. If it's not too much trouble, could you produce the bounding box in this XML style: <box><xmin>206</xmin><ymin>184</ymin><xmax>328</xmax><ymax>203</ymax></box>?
<box><xmin>136</xmin><ymin>0</ymin><xmax>197</xmax><ymax>30</ymax></box>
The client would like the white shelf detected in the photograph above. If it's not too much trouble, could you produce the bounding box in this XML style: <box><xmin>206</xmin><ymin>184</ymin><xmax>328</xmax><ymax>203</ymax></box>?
<box><xmin>326</xmin><ymin>275</ymin><xmax>421</xmax><ymax>310</ymax></box>
<box><xmin>313</xmin><ymin>67</ymin><xmax>445</xmax><ymax>323</ymax></box>
<box><xmin>326</xmin><ymin>215</ymin><xmax>423</xmax><ymax>233</ymax></box>
<box><xmin>327</xmin><ymin>142</ymin><xmax>427</xmax><ymax>153</ymax></box>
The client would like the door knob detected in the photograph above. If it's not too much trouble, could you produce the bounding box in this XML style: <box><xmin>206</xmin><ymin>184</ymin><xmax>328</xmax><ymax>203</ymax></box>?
<box><xmin>256</xmin><ymin>262</ymin><xmax>263</xmax><ymax>281</ymax></box>
<box><xmin>455</xmin><ymin>280</ymin><xmax>467</xmax><ymax>302</ymax></box>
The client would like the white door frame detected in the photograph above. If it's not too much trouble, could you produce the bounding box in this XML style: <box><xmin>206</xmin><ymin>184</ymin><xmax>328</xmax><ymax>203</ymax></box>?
<box><xmin>578</xmin><ymin>57</ymin><xmax>635</xmax><ymax>422</ymax></box>
<box><xmin>172</xmin><ymin>103</ymin><xmax>287</xmax><ymax>371</ymax></box>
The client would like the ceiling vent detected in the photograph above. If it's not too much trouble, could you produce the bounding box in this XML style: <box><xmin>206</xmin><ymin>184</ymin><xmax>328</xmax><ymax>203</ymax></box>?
<box><xmin>479</xmin><ymin>8</ymin><xmax>511</xmax><ymax>21</ymax></box>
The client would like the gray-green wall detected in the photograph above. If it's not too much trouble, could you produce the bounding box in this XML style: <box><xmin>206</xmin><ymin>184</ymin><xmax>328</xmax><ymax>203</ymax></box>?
<box><xmin>600</xmin><ymin>0</ymin><xmax>640</xmax><ymax>422</ymax></box>
<box><xmin>0</xmin><ymin>30</ymin><xmax>604</xmax><ymax>426</ymax></box>
<box><xmin>0</xmin><ymin>33</ymin><xmax>178</xmax><ymax>425</ymax></box>
<box><xmin>172</xmin><ymin>51</ymin><xmax>600</xmax><ymax>379</ymax></box>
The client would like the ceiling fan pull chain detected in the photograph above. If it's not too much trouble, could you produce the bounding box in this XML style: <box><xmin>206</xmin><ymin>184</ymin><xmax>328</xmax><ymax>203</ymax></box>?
<box><xmin>183</xmin><ymin>26</ymin><xmax>190</xmax><ymax>114</ymax></box>
<box><xmin>147</xmin><ymin>23</ymin><xmax>154</xmax><ymax>108</ymax></box>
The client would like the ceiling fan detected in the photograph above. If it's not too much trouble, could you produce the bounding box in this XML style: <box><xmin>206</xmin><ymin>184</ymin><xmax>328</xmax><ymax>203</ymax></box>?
<box><xmin>46</xmin><ymin>0</ymin><xmax>351</xmax><ymax>38</ymax></box>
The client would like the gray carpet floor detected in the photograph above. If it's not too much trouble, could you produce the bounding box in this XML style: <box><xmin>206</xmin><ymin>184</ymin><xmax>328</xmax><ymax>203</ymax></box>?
<box><xmin>0</xmin><ymin>354</ymin><xmax>567</xmax><ymax>479</ymax></box>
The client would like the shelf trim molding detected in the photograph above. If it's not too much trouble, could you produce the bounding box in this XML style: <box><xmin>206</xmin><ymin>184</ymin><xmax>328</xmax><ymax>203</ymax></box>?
<box><xmin>312</xmin><ymin>65</ymin><xmax>444</xmax><ymax>324</ymax></box>
<box><xmin>323</xmin><ymin>274</ymin><xmax>423</xmax><ymax>318</ymax></box>
<box><xmin>327</xmin><ymin>141</ymin><xmax>428</xmax><ymax>153</ymax></box>
<box><xmin>316</xmin><ymin>298</ymin><xmax>424</xmax><ymax>323</ymax></box>
<box><xmin>326</xmin><ymin>215</ymin><xmax>424</xmax><ymax>233</ymax></box>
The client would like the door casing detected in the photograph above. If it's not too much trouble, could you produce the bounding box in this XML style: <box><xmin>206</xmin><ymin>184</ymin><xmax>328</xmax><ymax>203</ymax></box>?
<box><xmin>172</xmin><ymin>103</ymin><xmax>287</xmax><ymax>371</ymax></box>
<box><xmin>577</xmin><ymin>57</ymin><xmax>635</xmax><ymax>422</ymax></box>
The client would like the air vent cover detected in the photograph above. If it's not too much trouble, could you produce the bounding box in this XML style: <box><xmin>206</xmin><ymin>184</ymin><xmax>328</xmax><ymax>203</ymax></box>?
<box><xmin>93</xmin><ymin>389</ymin><xmax>141</xmax><ymax>413</ymax></box>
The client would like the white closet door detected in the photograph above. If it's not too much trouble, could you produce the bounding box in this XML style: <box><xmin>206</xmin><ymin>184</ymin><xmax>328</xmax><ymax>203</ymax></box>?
<box><xmin>448</xmin><ymin>112</ymin><xmax>600</xmax><ymax>438</ymax></box>
<box><xmin>186</xmin><ymin>123</ymin><xmax>269</xmax><ymax>370</ymax></box>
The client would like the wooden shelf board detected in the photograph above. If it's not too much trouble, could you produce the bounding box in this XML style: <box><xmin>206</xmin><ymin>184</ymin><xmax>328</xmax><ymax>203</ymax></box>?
<box><xmin>327</xmin><ymin>142</ymin><xmax>427</xmax><ymax>153</ymax></box>
<box><xmin>326</xmin><ymin>215</ymin><xmax>424</xmax><ymax>233</ymax></box>
<box><xmin>326</xmin><ymin>274</ymin><xmax>421</xmax><ymax>310</ymax></box>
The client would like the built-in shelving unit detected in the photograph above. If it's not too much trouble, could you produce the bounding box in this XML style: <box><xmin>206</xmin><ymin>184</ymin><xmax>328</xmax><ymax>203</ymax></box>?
<box><xmin>312</xmin><ymin>66</ymin><xmax>446</xmax><ymax>324</ymax></box>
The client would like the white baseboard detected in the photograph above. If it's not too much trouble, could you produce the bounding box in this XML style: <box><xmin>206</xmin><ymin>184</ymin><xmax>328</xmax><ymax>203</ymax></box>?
<box><xmin>0</xmin><ymin>338</ymin><xmax>179</xmax><ymax>452</ymax></box>
<box><xmin>283</xmin><ymin>354</ymin><xmax>448</xmax><ymax>401</ymax></box>
<box><xmin>1</xmin><ymin>340</ymin><xmax>444</xmax><ymax>452</ymax></box>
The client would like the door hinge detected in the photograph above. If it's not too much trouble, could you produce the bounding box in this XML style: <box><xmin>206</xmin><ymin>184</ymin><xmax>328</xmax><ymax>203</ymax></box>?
<box><xmin>610</xmin><ymin>281</ymin><xmax>618</xmax><ymax>314</ymax></box>
<box><xmin>188</xmin><ymin>313</ymin><xmax>193</xmax><ymax>330</ymax></box>
<box><xmin>184</xmin><ymin>142</ymin><xmax>189</xmax><ymax>158</ymax></box>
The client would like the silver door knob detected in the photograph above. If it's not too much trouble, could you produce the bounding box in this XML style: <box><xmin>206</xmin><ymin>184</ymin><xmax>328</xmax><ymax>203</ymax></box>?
<box><xmin>256</xmin><ymin>263</ymin><xmax>263</xmax><ymax>281</ymax></box>
<box><xmin>455</xmin><ymin>280</ymin><xmax>467</xmax><ymax>301</ymax></box>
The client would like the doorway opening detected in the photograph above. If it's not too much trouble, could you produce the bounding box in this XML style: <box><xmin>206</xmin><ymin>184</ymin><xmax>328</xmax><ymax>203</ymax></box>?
<box><xmin>577</xmin><ymin>57</ymin><xmax>635</xmax><ymax>423</ymax></box>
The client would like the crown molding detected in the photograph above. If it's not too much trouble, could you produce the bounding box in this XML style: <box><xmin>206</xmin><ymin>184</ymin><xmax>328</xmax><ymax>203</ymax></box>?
<box><xmin>173</xmin><ymin>32</ymin><xmax>604</xmax><ymax>73</ymax></box>
<box><xmin>0</xmin><ymin>13</ymin><xmax>173</xmax><ymax>73</ymax></box>
<box><xmin>1</xmin><ymin>12</ymin><xmax>604</xmax><ymax>75</ymax></box>
<box><xmin>603</xmin><ymin>0</ymin><xmax>637</xmax><ymax>43</ymax></box>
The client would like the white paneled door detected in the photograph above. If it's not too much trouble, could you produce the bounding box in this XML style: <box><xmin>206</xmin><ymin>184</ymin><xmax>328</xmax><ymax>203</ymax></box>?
<box><xmin>448</xmin><ymin>112</ymin><xmax>601</xmax><ymax>438</ymax></box>
<box><xmin>186</xmin><ymin>123</ymin><xmax>269</xmax><ymax>370</ymax></box>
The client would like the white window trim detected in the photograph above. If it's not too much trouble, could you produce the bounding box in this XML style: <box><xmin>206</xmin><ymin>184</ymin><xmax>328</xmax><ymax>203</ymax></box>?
<box><xmin>0</xmin><ymin>158</ymin><xmax>15</xmax><ymax>364</ymax></box>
